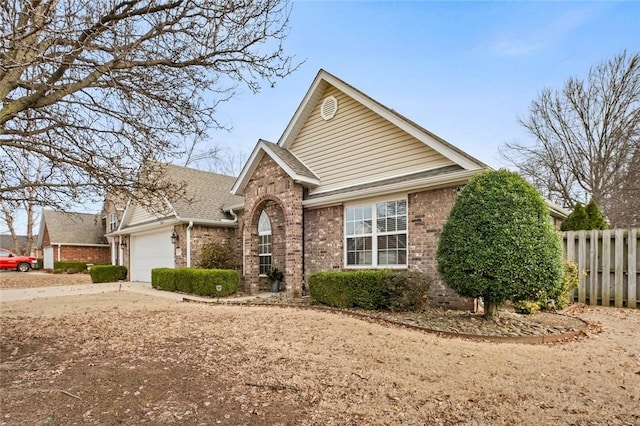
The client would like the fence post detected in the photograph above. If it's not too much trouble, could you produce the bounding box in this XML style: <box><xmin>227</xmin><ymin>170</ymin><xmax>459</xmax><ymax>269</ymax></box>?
<box><xmin>602</xmin><ymin>230</ymin><xmax>611</xmax><ymax>307</ymax></box>
<box><xmin>629</xmin><ymin>229</ymin><xmax>637</xmax><ymax>308</ymax></box>
<box><xmin>578</xmin><ymin>231</ymin><xmax>587</xmax><ymax>304</ymax></box>
<box><xmin>589</xmin><ymin>230</ymin><xmax>599</xmax><ymax>305</ymax></box>
<box><xmin>614</xmin><ymin>229</ymin><xmax>624</xmax><ymax>308</ymax></box>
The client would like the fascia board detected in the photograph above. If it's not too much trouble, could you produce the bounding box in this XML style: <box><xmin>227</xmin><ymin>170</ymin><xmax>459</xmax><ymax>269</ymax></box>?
<box><xmin>231</xmin><ymin>140</ymin><xmax>320</xmax><ymax>196</ymax></box>
<box><xmin>302</xmin><ymin>169</ymin><xmax>480</xmax><ymax>208</ymax></box>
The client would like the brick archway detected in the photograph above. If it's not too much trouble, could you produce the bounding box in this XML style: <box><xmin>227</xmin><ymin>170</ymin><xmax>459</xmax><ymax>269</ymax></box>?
<box><xmin>244</xmin><ymin>193</ymin><xmax>303</xmax><ymax>296</ymax></box>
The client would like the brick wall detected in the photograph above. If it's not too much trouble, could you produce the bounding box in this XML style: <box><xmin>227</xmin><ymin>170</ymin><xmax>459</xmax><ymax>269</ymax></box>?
<box><xmin>57</xmin><ymin>245</ymin><xmax>111</xmax><ymax>263</ymax></box>
<box><xmin>408</xmin><ymin>186</ymin><xmax>474</xmax><ymax>310</ymax></box>
<box><xmin>242</xmin><ymin>155</ymin><xmax>304</xmax><ymax>296</ymax></box>
<box><xmin>304</xmin><ymin>205</ymin><xmax>343</xmax><ymax>281</ymax></box>
<box><xmin>173</xmin><ymin>225</ymin><xmax>236</xmax><ymax>269</ymax></box>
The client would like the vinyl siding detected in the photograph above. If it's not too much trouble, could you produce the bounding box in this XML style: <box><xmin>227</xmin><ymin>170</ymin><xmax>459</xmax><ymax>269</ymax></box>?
<box><xmin>288</xmin><ymin>86</ymin><xmax>454</xmax><ymax>193</ymax></box>
<box><xmin>128</xmin><ymin>204</ymin><xmax>158</xmax><ymax>226</ymax></box>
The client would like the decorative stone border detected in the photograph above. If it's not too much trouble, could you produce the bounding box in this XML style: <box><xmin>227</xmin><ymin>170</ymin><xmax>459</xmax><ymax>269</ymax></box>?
<box><xmin>182</xmin><ymin>297</ymin><xmax>591</xmax><ymax>345</ymax></box>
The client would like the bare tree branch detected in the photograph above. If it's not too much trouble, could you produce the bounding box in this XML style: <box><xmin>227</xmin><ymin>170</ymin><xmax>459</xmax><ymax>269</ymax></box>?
<box><xmin>501</xmin><ymin>51</ymin><xmax>640</xmax><ymax>227</ymax></box>
<box><xmin>1</xmin><ymin>0</ymin><xmax>301</xmax><ymax>213</ymax></box>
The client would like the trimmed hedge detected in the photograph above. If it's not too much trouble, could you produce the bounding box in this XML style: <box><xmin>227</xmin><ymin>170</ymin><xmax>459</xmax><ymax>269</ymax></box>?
<box><xmin>308</xmin><ymin>270</ymin><xmax>431</xmax><ymax>311</ymax></box>
<box><xmin>151</xmin><ymin>268</ymin><xmax>176</xmax><ymax>291</ymax></box>
<box><xmin>151</xmin><ymin>268</ymin><xmax>238</xmax><ymax>297</ymax></box>
<box><xmin>54</xmin><ymin>261</ymin><xmax>88</xmax><ymax>272</ymax></box>
<box><xmin>90</xmin><ymin>265</ymin><xmax>127</xmax><ymax>283</ymax></box>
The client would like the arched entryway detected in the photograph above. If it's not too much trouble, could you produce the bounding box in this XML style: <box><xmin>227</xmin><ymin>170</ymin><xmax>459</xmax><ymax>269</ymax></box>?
<box><xmin>245</xmin><ymin>195</ymin><xmax>302</xmax><ymax>295</ymax></box>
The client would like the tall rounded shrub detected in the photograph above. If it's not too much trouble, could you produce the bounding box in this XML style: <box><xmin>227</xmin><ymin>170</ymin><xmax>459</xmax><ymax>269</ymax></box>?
<box><xmin>436</xmin><ymin>170</ymin><xmax>564</xmax><ymax>319</ymax></box>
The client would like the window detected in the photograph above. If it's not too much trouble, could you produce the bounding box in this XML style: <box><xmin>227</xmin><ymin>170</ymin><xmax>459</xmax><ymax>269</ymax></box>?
<box><xmin>345</xmin><ymin>199</ymin><xmax>407</xmax><ymax>267</ymax></box>
<box><xmin>258</xmin><ymin>210</ymin><xmax>272</xmax><ymax>275</ymax></box>
<box><xmin>109</xmin><ymin>213</ymin><xmax>117</xmax><ymax>232</ymax></box>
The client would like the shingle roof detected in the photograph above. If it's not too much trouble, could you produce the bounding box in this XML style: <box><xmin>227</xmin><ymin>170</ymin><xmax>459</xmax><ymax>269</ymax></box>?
<box><xmin>42</xmin><ymin>211</ymin><xmax>106</xmax><ymax>245</ymax></box>
<box><xmin>261</xmin><ymin>140</ymin><xmax>319</xmax><ymax>181</ymax></box>
<box><xmin>164</xmin><ymin>164</ymin><xmax>244</xmax><ymax>221</ymax></box>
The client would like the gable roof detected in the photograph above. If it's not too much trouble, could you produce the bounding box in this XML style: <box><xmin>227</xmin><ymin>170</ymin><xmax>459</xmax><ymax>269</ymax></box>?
<box><xmin>37</xmin><ymin>211</ymin><xmax>107</xmax><ymax>247</ymax></box>
<box><xmin>278</xmin><ymin>69</ymin><xmax>487</xmax><ymax>171</ymax></box>
<box><xmin>118</xmin><ymin>164</ymin><xmax>245</xmax><ymax>232</ymax></box>
<box><xmin>231</xmin><ymin>139</ymin><xmax>320</xmax><ymax>196</ymax></box>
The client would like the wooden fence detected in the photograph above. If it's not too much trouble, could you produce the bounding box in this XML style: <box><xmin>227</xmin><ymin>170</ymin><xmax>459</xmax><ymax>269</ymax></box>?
<box><xmin>563</xmin><ymin>229</ymin><xmax>639</xmax><ymax>308</ymax></box>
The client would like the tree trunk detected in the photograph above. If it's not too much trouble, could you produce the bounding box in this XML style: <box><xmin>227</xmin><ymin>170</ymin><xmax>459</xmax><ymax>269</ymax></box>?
<box><xmin>484</xmin><ymin>300</ymin><xmax>500</xmax><ymax>320</ymax></box>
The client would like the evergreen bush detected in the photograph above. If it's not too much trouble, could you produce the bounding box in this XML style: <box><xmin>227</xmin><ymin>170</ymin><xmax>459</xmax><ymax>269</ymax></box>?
<box><xmin>436</xmin><ymin>170</ymin><xmax>564</xmax><ymax>319</ymax></box>
<box><xmin>90</xmin><ymin>265</ymin><xmax>127</xmax><ymax>283</ymax></box>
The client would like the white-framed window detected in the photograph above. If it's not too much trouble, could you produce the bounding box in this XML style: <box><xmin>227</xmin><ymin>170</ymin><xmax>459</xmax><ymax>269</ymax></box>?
<box><xmin>109</xmin><ymin>213</ymin><xmax>118</xmax><ymax>232</ymax></box>
<box><xmin>345</xmin><ymin>198</ymin><xmax>407</xmax><ymax>267</ymax></box>
<box><xmin>258</xmin><ymin>210</ymin><xmax>272</xmax><ymax>275</ymax></box>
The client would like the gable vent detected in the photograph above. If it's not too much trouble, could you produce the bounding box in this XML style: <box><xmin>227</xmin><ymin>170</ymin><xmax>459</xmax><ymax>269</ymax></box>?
<box><xmin>320</xmin><ymin>96</ymin><xmax>338</xmax><ymax>120</ymax></box>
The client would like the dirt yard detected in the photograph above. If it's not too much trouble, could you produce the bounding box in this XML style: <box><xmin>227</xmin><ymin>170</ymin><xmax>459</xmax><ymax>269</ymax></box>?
<box><xmin>1</xmin><ymin>290</ymin><xmax>639</xmax><ymax>425</ymax></box>
<box><xmin>0</xmin><ymin>271</ymin><xmax>92</xmax><ymax>288</ymax></box>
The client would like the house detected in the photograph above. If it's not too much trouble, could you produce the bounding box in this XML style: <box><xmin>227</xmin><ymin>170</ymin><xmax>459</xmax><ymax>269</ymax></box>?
<box><xmin>37</xmin><ymin>210</ymin><xmax>110</xmax><ymax>268</ymax></box>
<box><xmin>113</xmin><ymin>69</ymin><xmax>568</xmax><ymax>309</ymax></box>
<box><xmin>108</xmin><ymin>166</ymin><xmax>243</xmax><ymax>282</ymax></box>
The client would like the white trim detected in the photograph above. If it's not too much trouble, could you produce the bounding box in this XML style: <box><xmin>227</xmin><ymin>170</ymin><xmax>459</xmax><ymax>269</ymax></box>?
<box><xmin>343</xmin><ymin>197</ymin><xmax>408</xmax><ymax>269</ymax></box>
<box><xmin>231</xmin><ymin>140</ymin><xmax>320</xmax><ymax>196</ymax></box>
<box><xmin>278</xmin><ymin>70</ymin><xmax>486</xmax><ymax>171</ymax></box>
<box><xmin>303</xmin><ymin>169</ymin><xmax>479</xmax><ymax>208</ymax></box>
<box><xmin>48</xmin><ymin>242</ymin><xmax>110</xmax><ymax>247</ymax></box>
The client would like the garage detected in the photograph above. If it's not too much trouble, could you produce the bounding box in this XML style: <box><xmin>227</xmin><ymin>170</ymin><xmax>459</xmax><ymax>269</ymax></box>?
<box><xmin>129</xmin><ymin>229</ymin><xmax>175</xmax><ymax>282</ymax></box>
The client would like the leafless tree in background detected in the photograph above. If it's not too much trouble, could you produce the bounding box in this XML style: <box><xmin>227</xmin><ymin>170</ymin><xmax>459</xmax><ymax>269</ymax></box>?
<box><xmin>1</xmin><ymin>0</ymin><xmax>299</xmax><ymax>214</ymax></box>
<box><xmin>502</xmin><ymin>51</ymin><xmax>640</xmax><ymax>227</ymax></box>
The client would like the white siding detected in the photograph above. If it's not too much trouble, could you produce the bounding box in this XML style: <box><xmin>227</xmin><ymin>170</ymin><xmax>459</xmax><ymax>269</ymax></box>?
<box><xmin>289</xmin><ymin>86</ymin><xmax>454</xmax><ymax>193</ymax></box>
<box><xmin>129</xmin><ymin>204</ymin><xmax>157</xmax><ymax>226</ymax></box>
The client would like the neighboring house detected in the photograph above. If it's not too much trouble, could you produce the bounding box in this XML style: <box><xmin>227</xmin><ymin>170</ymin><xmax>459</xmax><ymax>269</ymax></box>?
<box><xmin>111</xmin><ymin>166</ymin><xmax>243</xmax><ymax>282</ymax></box>
<box><xmin>0</xmin><ymin>234</ymin><xmax>31</xmax><ymax>255</ymax></box>
<box><xmin>114</xmin><ymin>69</ymin><xmax>568</xmax><ymax>309</ymax></box>
<box><xmin>101</xmin><ymin>195</ymin><xmax>127</xmax><ymax>266</ymax></box>
<box><xmin>37</xmin><ymin>211</ymin><xmax>110</xmax><ymax>268</ymax></box>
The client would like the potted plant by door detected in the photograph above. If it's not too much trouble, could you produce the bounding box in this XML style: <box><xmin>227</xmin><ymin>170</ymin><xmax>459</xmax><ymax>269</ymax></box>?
<box><xmin>267</xmin><ymin>267</ymin><xmax>284</xmax><ymax>293</ymax></box>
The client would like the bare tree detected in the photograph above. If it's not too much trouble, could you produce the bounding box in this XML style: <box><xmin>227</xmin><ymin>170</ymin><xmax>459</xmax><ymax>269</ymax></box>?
<box><xmin>502</xmin><ymin>51</ymin><xmax>640</xmax><ymax>227</ymax></box>
<box><xmin>1</xmin><ymin>0</ymin><xmax>299</xmax><ymax>213</ymax></box>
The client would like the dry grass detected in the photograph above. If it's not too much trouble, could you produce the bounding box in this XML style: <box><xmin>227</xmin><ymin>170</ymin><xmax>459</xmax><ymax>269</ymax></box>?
<box><xmin>1</xmin><ymin>292</ymin><xmax>639</xmax><ymax>425</ymax></box>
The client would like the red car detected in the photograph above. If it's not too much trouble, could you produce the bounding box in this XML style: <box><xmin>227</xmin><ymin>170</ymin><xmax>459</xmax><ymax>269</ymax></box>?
<box><xmin>0</xmin><ymin>249</ymin><xmax>38</xmax><ymax>272</ymax></box>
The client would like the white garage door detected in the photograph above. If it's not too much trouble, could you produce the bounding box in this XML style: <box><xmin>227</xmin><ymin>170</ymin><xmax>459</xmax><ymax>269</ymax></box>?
<box><xmin>130</xmin><ymin>229</ymin><xmax>174</xmax><ymax>282</ymax></box>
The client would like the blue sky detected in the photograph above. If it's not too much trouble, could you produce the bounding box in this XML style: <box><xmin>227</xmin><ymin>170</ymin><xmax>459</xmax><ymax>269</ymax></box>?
<box><xmin>3</xmin><ymin>1</ymin><xmax>639</xmax><ymax>235</ymax></box>
<box><xmin>210</xmin><ymin>0</ymin><xmax>639</xmax><ymax>169</ymax></box>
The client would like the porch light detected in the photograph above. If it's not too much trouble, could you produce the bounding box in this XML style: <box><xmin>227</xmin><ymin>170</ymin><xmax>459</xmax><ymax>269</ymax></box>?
<box><xmin>170</xmin><ymin>230</ymin><xmax>179</xmax><ymax>245</ymax></box>
<box><xmin>120</xmin><ymin>238</ymin><xmax>126</xmax><ymax>248</ymax></box>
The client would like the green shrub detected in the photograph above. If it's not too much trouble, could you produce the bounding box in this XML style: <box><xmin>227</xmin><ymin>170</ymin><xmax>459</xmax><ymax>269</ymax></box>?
<box><xmin>151</xmin><ymin>268</ymin><xmax>177</xmax><ymax>291</ymax></box>
<box><xmin>54</xmin><ymin>261</ymin><xmax>87</xmax><ymax>272</ymax></box>
<box><xmin>513</xmin><ymin>300</ymin><xmax>541</xmax><ymax>315</ymax></box>
<box><xmin>309</xmin><ymin>270</ymin><xmax>431</xmax><ymax>311</ymax></box>
<box><xmin>197</xmin><ymin>241</ymin><xmax>236</xmax><ymax>270</ymax></box>
<box><xmin>380</xmin><ymin>271</ymin><xmax>432</xmax><ymax>311</ymax></box>
<box><xmin>546</xmin><ymin>261</ymin><xmax>581</xmax><ymax>310</ymax></box>
<box><xmin>90</xmin><ymin>265</ymin><xmax>127</xmax><ymax>283</ymax></box>
<box><xmin>308</xmin><ymin>270</ymin><xmax>386</xmax><ymax>310</ymax></box>
<box><xmin>436</xmin><ymin>170</ymin><xmax>564</xmax><ymax>319</ymax></box>
<box><xmin>151</xmin><ymin>268</ymin><xmax>238</xmax><ymax>297</ymax></box>
<box><xmin>562</xmin><ymin>199</ymin><xmax>609</xmax><ymax>231</ymax></box>
<box><xmin>37</xmin><ymin>258</ymin><xmax>43</xmax><ymax>269</ymax></box>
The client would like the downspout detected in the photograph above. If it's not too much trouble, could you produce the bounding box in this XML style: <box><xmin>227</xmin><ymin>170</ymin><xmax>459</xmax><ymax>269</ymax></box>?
<box><xmin>301</xmin><ymin>206</ymin><xmax>306</xmax><ymax>296</ymax></box>
<box><xmin>186</xmin><ymin>221</ymin><xmax>194</xmax><ymax>267</ymax></box>
<box><xmin>228</xmin><ymin>208</ymin><xmax>244</xmax><ymax>276</ymax></box>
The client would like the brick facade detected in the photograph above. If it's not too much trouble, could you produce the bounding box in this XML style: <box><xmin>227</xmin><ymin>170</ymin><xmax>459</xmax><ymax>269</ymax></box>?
<box><xmin>300</xmin><ymin>186</ymin><xmax>475</xmax><ymax>310</ymax></box>
<box><xmin>173</xmin><ymin>225</ymin><xmax>237</xmax><ymax>269</ymax></box>
<box><xmin>408</xmin><ymin>187</ymin><xmax>474</xmax><ymax>310</ymax></box>
<box><xmin>41</xmin><ymin>225</ymin><xmax>110</xmax><ymax>264</ymax></box>
<box><xmin>242</xmin><ymin>155</ymin><xmax>304</xmax><ymax>296</ymax></box>
<box><xmin>304</xmin><ymin>205</ymin><xmax>343</xmax><ymax>281</ymax></box>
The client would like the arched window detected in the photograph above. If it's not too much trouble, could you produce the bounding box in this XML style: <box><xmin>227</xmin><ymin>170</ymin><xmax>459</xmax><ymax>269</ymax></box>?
<box><xmin>258</xmin><ymin>210</ymin><xmax>272</xmax><ymax>275</ymax></box>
